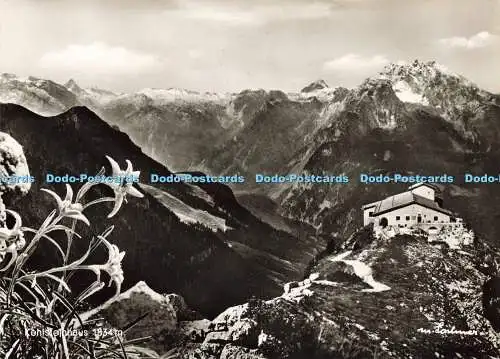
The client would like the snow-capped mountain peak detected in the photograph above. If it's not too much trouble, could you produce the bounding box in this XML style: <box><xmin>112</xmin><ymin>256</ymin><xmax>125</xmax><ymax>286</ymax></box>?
<box><xmin>0</xmin><ymin>73</ymin><xmax>79</xmax><ymax>115</ymax></box>
<box><xmin>370</xmin><ymin>60</ymin><xmax>493</xmax><ymax>122</ymax></box>
<box><xmin>381</xmin><ymin>60</ymin><xmax>455</xmax><ymax>79</ymax></box>
<box><xmin>137</xmin><ymin>87</ymin><xmax>231</xmax><ymax>104</ymax></box>
<box><xmin>301</xmin><ymin>79</ymin><xmax>329</xmax><ymax>93</ymax></box>
<box><xmin>0</xmin><ymin>73</ymin><xmax>20</xmax><ymax>83</ymax></box>
<box><xmin>377</xmin><ymin>60</ymin><xmax>477</xmax><ymax>97</ymax></box>
<box><xmin>291</xmin><ymin>80</ymin><xmax>345</xmax><ymax>103</ymax></box>
<box><xmin>64</xmin><ymin>78</ymin><xmax>84</xmax><ymax>94</ymax></box>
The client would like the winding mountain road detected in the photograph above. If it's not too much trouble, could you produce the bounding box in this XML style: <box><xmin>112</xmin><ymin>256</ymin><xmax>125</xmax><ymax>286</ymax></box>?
<box><xmin>328</xmin><ymin>250</ymin><xmax>391</xmax><ymax>292</ymax></box>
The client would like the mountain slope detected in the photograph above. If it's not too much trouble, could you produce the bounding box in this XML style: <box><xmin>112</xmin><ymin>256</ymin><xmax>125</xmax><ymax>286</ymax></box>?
<box><xmin>99</xmin><ymin>229</ymin><xmax>500</xmax><ymax>358</ymax></box>
<box><xmin>276</xmin><ymin>61</ymin><xmax>500</xmax><ymax>249</ymax></box>
<box><xmin>0</xmin><ymin>103</ymin><xmax>321</xmax><ymax>317</ymax></box>
<box><xmin>0</xmin><ymin>74</ymin><xmax>79</xmax><ymax>116</ymax></box>
<box><xmin>206</xmin><ymin>91</ymin><xmax>329</xmax><ymax>192</ymax></box>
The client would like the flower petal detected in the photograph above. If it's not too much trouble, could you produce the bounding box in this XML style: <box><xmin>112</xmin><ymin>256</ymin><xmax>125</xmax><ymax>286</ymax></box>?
<box><xmin>106</xmin><ymin>155</ymin><xmax>122</xmax><ymax>177</ymax></box>
<box><xmin>66</xmin><ymin>212</ymin><xmax>90</xmax><ymax>226</ymax></box>
<box><xmin>0</xmin><ymin>247</ymin><xmax>17</xmax><ymax>272</ymax></box>
<box><xmin>5</xmin><ymin>210</ymin><xmax>22</xmax><ymax>232</ymax></box>
<box><xmin>64</xmin><ymin>184</ymin><xmax>74</xmax><ymax>202</ymax></box>
<box><xmin>125</xmin><ymin>160</ymin><xmax>133</xmax><ymax>175</ymax></box>
<box><xmin>131</xmin><ymin>170</ymin><xmax>141</xmax><ymax>181</ymax></box>
<box><xmin>41</xmin><ymin>188</ymin><xmax>64</xmax><ymax>211</ymax></box>
<box><xmin>107</xmin><ymin>194</ymin><xmax>124</xmax><ymax>218</ymax></box>
<box><xmin>126</xmin><ymin>186</ymin><xmax>144</xmax><ymax>198</ymax></box>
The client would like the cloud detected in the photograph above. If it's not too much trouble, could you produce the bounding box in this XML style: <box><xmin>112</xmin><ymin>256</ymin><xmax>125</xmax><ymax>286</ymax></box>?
<box><xmin>172</xmin><ymin>2</ymin><xmax>333</xmax><ymax>26</ymax></box>
<box><xmin>39</xmin><ymin>42</ymin><xmax>162</xmax><ymax>75</ymax></box>
<box><xmin>180</xmin><ymin>5</ymin><xmax>257</xmax><ymax>25</ymax></box>
<box><xmin>323</xmin><ymin>54</ymin><xmax>389</xmax><ymax>72</ymax></box>
<box><xmin>260</xmin><ymin>3</ymin><xmax>334</xmax><ymax>21</ymax></box>
<box><xmin>438</xmin><ymin>31</ymin><xmax>496</xmax><ymax>49</ymax></box>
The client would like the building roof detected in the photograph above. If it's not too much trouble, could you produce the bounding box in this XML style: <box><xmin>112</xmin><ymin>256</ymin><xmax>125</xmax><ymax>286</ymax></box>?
<box><xmin>369</xmin><ymin>191</ymin><xmax>455</xmax><ymax>217</ymax></box>
<box><xmin>408</xmin><ymin>182</ymin><xmax>440</xmax><ymax>191</ymax></box>
<box><xmin>361</xmin><ymin>200</ymin><xmax>379</xmax><ymax>210</ymax></box>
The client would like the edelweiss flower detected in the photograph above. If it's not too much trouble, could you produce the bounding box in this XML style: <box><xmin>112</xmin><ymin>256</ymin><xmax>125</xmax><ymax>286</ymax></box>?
<box><xmin>105</xmin><ymin>156</ymin><xmax>144</xmax><ymax>218</ymax></box>
<box><xmin>42</xmin><ymin>184</ymin><xmax>89</xmax><ymax>225</ymax></box>
<box><xmin>90</xmin><ymin>239</ymin><xmax>125</xmax><ymax>296</ymax></box>
<box><xmin>105</xmin><ymin>243</ymin><xmax>125</xmax><ymax>294</ymax></box>
<box><xmin>0</xmin><ymin>209</ymin><xmax>26</xmax><ymax>271</ymax></box>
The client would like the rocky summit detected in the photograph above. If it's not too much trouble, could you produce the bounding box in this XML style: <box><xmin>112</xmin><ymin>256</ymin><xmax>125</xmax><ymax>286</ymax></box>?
<box><xmin>301</xmin><ymin>80</ymin><xmax>329</xmax><ymax>93</ymax></box>
<box><xmin>90</xmin><ymin>225</ymin><xmax>500</xmax><ymax>358</ymax></box>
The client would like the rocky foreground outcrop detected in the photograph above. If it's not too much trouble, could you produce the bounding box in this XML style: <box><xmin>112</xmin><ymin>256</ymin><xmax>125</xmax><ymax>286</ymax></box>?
<box><xmin>94</xmin><ymin>228</ymin><xmax>500</xmax><ymax>359</ymax></box>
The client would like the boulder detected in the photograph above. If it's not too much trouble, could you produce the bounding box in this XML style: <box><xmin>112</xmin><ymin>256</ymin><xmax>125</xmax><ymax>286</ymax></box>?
<box><xmin>164</xmin><ymin>293</ymin><xmax>201</xmax><ymax>321</ymax></box>
<box><xmin>204</xmin><ymin>318</ymin><xmax>259</xmax><ymax>346</ymax></box>
<box><xmin>309</xmin><ymin>272</ymin><xmax>320</xmax><ymax>281</ymax></box>
<box><xmin>220</xmin><ymin>344</ymin><xmax>267</xmax><ymax>359</ymax></box>
<box><xmin>202</xmin><ymin>302</ymin><xmax>260</xmax><ymax>347</ymax></box>
<box><xmin>0</xmin><ymin>132</ymin><xmax>32</xmax><ymax>195</ymax></box>
<box><xmin>284</xmin><ymin>281</ymin><xmax>300</xmax><ymax>294</ymax></box>
<box><xmin>211</xmin><ymin>303</ymin><xmax>250</xmax><ymax>329</ymax></box>
<box><xmin>176</xmin><ymin>343</ymin><xmax>222</xmax><ymax>359</ymax></box>
<box><xmin>228</xmin><ymin>319</ymin><xmax>259</xmax><ymax>345</ymax></box>
<box><xmin>83</xmin><ymin>281</ymin><xmax>177</xmax><ymax>340</ymax></box>
<box><xmin>204</xmin><ymin>331</ymin><xmax>233</xmax><ymax>344</ymax></box>
<box><xmin>179</xmin><ymin>319</ymin><xmax>211</xmax><ymax>341</ymax></box>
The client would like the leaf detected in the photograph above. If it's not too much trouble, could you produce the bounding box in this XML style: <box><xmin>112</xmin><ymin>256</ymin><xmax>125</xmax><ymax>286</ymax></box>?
<box><xmin>75</xmin><ymin>281</ymin><xmax>105</xmax><ymax>304</ymax></box>
<box><xmin>77</xmin><ymin>166</ymin><xmax>106</xmax><ymax>201</ymax></box>
<box><xmin>40</xmin><ymin>273</ymin><xmax>72</xmax><ymax>293</ymax></box>
<box><xmin>60</xmin><ymin>324</ymin><xmax>70</xmax><ymax>359</ymax></box>
<box><xmin>65</xmin><ymin>339</ymin><xmax>93</xmax><ymax>357</ymax></box>
<box><xmin>0</xmin><ymin>314</ymin><xmax>10</xmax><ymax>335</ymax></box>
<box><xmin>5</xmin><ymin>338</ymin><xmax>20</xmax><ymax>359</ymax></box>
<box><xmin>40</xmin><ymin>209</ymin><xmax>58</xmax><ymax>231</ymax></box>
<box><xmin>123</xmin><ymin>346</ymin><xmax>161</xmax><ymax>359</ymax></box>
<box><xmin>17</xmin><ymin>298</ymin><xmax>58</xmax><ymax>330</ymax></box>
<box><xmin>120</xmin><ymin>311</ymin><xmax>151</xmax><ymax>334</ymax></box>
<box><xmin>83</xmin><ymin>197</ymin><xmax>115</xmax><ymax>210</ymax></box>
<box><xmin>38</xmin><ymin>233</ymin><xmax>66</xmax><ymax>258</ymax></box>
<box><xmin>45</xmin><ymin>225</ymin><xmax>82</xmax><ymax>237</ymax></box>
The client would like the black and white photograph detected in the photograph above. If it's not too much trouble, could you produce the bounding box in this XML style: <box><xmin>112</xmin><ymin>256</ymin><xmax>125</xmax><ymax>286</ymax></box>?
<box><xmin>0</xmin><ymin>0</ymin><xmax>500</xmax><ymax>358</ymax></box>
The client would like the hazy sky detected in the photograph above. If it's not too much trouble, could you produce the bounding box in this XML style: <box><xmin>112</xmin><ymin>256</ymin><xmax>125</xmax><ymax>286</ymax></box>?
<box><xmin>0</xmin><ymin>0</ymin><xmax>499</xmax><ymax>93</ymax></box>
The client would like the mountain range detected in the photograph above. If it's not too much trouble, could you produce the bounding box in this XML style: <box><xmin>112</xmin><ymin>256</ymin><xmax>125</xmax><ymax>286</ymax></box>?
<box><xmin>3</xmin><ymin>60</ymin><xmax>500</xmax><ymax>247</ymax></box>
<box><xmin>2</xmin><ymin>60</ymin><xmax>500</xmax><ymax>357</ymax></box>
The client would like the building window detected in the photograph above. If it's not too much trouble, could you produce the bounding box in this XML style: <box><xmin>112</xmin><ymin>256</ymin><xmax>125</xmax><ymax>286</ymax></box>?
<box><xmin>396</xmin><ymin>216</ymin><xmax>400</xmax><ymax>221</ymax></box>
<box><xmin>434</xmin><ymin>216</ymin><xmax>438</xmax><ymax>221</ymax></box>
<box><xmin>369</xmin><ymin>211</ymin><xmax>373</xmax><ymax>217</ymax></box>
<box><xmin>406</xmin><ymin>216</ymin><xmax>410</xmax><ymax>221</ymax></box>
